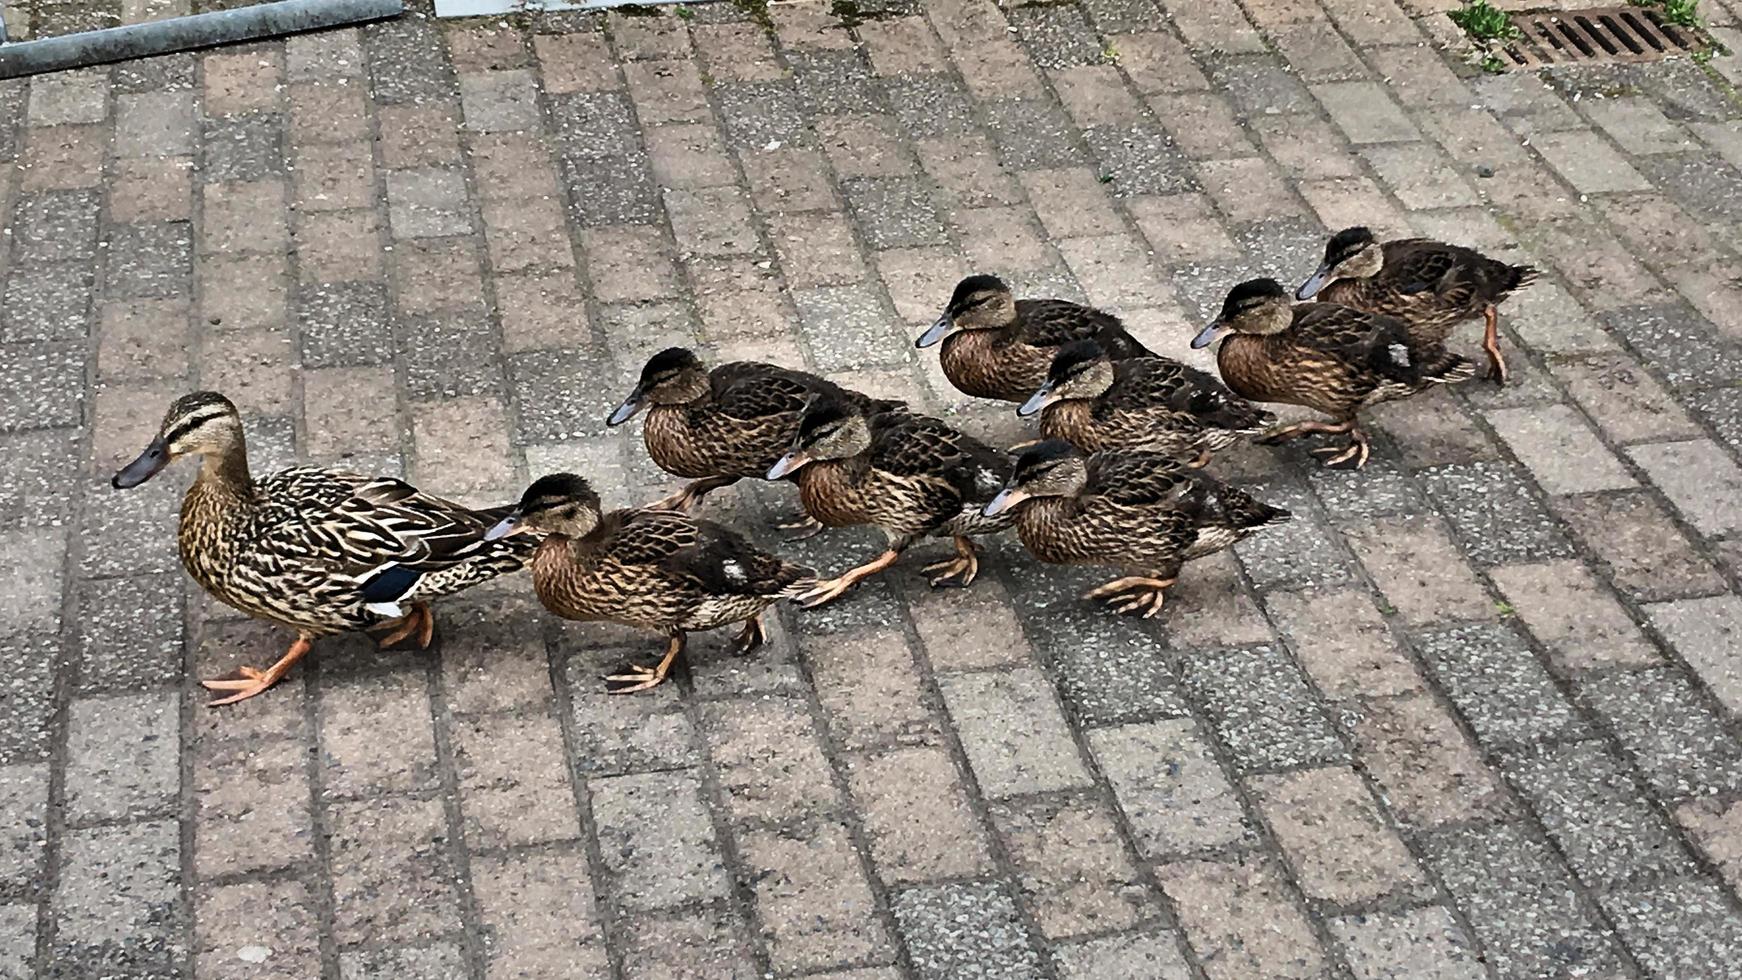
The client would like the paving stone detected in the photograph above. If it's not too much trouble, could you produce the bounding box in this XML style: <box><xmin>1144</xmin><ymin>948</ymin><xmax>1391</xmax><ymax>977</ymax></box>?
<box><xmin>1232</xmin><ymin>481</ymin><xmax>1352</xmax><ymax>590</ymax></box>
<box><xmin>1484</xmin><ymin>402</ymin><xmax>1638</xmax><ymax>495</ymax></box>
<box><xmin>1425</xmin><ymin>822</ymin><xmax>1626</xmax><ymax>979</ymax></box>
<box><xmin>714</xmin><ymin>80</ymin><xmax>811</xmax><ymax>149</ymax></box>
<box><xmin>1628</xmin><ymin>438</ymin><xmax>1742</xmax><ymax>538</ymax></box>
<box><xmin>1088</xmin><ymin>718</ymin><xmax>1253</xmax><ymax>856</ymax></box>
<box><xmin>338</xmin><ymin>943</ymin><xmax>468</xmax><ymax>980</ymax></box>
<box><xmin>1154</xmin><ymin>853</ymin><xmax>1326</xmax><ymax>980</ymax></box>
<box><xmin>1600</xmin><ymin>305</ymin><xmax>1742</xmax><ymax>390</ymax></box>
<box><xmin>846</xmin><ymin>745</ymin><xmax>992</xmax><ymax>884</ymax></box>
<box><xmin>1556</xmin><ymin>492</ymin><xmax>1725</xmax><ymax>602</ymax></box>
<box><xmin>327</xmin><ymin>794</ymin><xmax>461</xmax><ymax>945</ymax></box>
<box><xmin>1267</xmin><ymin>587</ymin><xmax>1422</xmax><ymax>700</ymax></box>
<box><xmin>318</xmin><ymin>669</ymin><xmax>438</xmax><ymax>798</ymax></box>
<box><xmin>1253</xmin><ymin>764</ymin><xmax>1430</xmax><ymax>905</ymax></box>
<box><xmin>1582</xmin><ymin>666</ymin><xmax>1742</xmax><ymax>800</ymax></box>
<box><xmin>892</xmin><ymin>880</ymin><xmax>1044</xmax><ymax>980</ymax></box>
<box><xmin>700</xmin><ymin>696</ymin><xmax>841</xmax><ymax>824</ymax></box>
<box><xmin>472</xmin><ymin>849</ymin><xmax>606</xmax><ymax>979</ymax></box>
<box><xmin>592</xmin><ymin>768</ymin><xmax>726</xmax><ymax>910</ymax></box>
<box><xmin>1414</xmin><ymin>622</ymin><xmax>1585</xmax><ymax>748</ymax></box>
<box><xmin>1343</xmin><ymin>517</ymin><xmax>1496</xmax><ymax>626</ymax></box>
<box><xmin>194</xmin><ymin>878</ymin><xmax>321</xmax><ymax>980</ymax></box>
<box><xmin>1488</xmin><ymin>560</ymin><xmax>1657</xmax><ymax>672</ymax></box>
<box><xmin>843</xmin><ymin>176</ymin><xmax>945</xmax><ymax>249</ymax></box>
<box><xmin>1550</xmin><ymin>352</ymin><xmax>1702</xmax><ymax>445</ymax></box>
<box><xmin>1329</xmin><ymin>906</ymin><xmax>1486</xmax><ymax>980</ymax></box>
<box><xmin>1050</xmin><ymin>929</ymin><xmax>1192</xmax><ymax>980</ymax></box>
<box><xmin>1083</xmin><ymin>122</ymin><xmax>1195</xmax><ymax>196</ymax></box>
<box><xmin>982</xmin><ymin>97</ymin><xmax>1086</xmax><ymax>171</ymax></box>
<box><xmin>1677</xmin><ymin>798</ymin><xmax>1742</xmax><ymax>895</ymax></box>
<box><xmin>1418</xmin><ymin>461</ymin><xmax>1573</xmax><ymax>566</ymax></box>
<box><xmin>1601</xmin><ymin>877</ymin><xmax>1742</xmax><ymax>980</ymax></box>
<box><xmin>1648</xmin><ymin>595</ymin><xmax>1742</xmax><ymax>717</ymax></box>
<box><xmin>64</xmin><ymin>691</ymin><xmax>178</xmax><ymax>825</ymax></box>
<box><xmin>52</xmin><ymin>820</ymin><xmax>183</xmax><ymax>975</ymax></box>
<box><xmin>0</xmin><ymin>763</ymin><xmax>46</xmax><ymax>890</ymax></box>
<box><xmin>1184</xmin><ymin>644</ymin><xmax>1346</xmax><ymax>771</ymax></box>
<box><xmin>996</xmin><ymin>794</ymin><xmax>1155</xmax><ymax>938</ymax></box>
<box><xmin>1313</xmin><ymin>81</ymin><xmax>1419</xmax><ymax>143</ymax></box>
<box><xmin>907</xmin><ymin>582</ymin><xmax>1035</xmax><ymax>672</ymax></box>
<box><xmin>793</xmin><ymin>283</ymin><xmax>907</xmax><ymax>373</ymax></box>
<box><xmin>938</xmin><ymin>667</ymin><xmax>1093</xmax><ymax>798</ymax></box>
<box><xmin>452</xmin><ymin>710</ymin><xmax>579</xmax><ymax>849</ymax></box>
<box><xmin>740</xmin><ymin>819</ymin><xmax>892</xmax><ymax>973</ymax></box>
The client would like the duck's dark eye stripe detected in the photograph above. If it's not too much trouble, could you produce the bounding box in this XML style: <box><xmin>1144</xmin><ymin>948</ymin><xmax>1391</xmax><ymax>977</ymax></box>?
<box><xmin>162</xmin><ymin>412</ymin><xmax>227</xmax><ymax>445</ymax></box>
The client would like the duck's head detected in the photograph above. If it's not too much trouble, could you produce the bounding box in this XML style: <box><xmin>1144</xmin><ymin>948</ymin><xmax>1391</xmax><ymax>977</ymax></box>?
<box><xmin>1191</xmin><ymin>279</ymin><xmax>1293</xmax><ymax>349</ymax></box>
<box><xmin>1018</xmin><ymin>340</ymin><xmax>1114</xmax><ymax>417</ymax></box>
<box><xmin>486</xmin><ymin>473</ymin><xmax>603</xmax><ymax>540</ymax></box>
<box><xmin>917</xmin><ymin>274</ymin><xmax>1015</xmax><ymax>347</ymax></box>
<box><xmin>608</xmin><ymin>347</ymin><xmax>710</xmax><ymax>426</ymax></box>
<box><xmin>983</xmin><ymin>440</ymin><xmax>1087</xmax><ymax>516</ymax></box>
<box><xmin>112</xmin><ymin>391</ymin><xmax>244</xmax><ymax>490</ymax></box>
<box><xmin>767</xmin><ymin>398</ymin><xmax>871</xmax><ymax>479</ymax></box>
<box><xmin>1297</xmin><ymin>226</ymin><xmax>1382</xmax><ymax>299</ymax></box>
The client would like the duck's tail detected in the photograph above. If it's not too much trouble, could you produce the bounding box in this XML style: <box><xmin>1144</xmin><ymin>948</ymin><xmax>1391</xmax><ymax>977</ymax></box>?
<box><xmin>1414</xmin><ymin>346</ymin><xmax>1478</xmax><ymax>386</ymax></box>
<box><xmin>1498</xmin><ymin>262</ymin><xmax>1539</xmax><ymax>296</ymax></box>
<box><xmin>774</xmin><ymin>564</ymin><xmax>820</xmax><ymax>600</ymax></box>
<box><xmin>1212</xmin><ymin>483</ymin><xmax>1293</xmax><ymax>531</ymax></box>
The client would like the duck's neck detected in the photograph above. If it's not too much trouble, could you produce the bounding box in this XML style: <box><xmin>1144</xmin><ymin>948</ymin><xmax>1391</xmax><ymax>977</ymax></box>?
<box><xmin>197</xmin><ymin>441</ymin><xmax>254</xmax><ymax>495</ymax></box>
<box><xmin>179</xmin><ymin>443</ymin><xmax>258</xmax><ymax>577</ymax></box>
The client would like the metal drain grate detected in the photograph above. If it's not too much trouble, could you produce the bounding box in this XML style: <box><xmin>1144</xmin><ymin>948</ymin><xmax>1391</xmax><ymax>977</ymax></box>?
<box><xmin>1491</xmin><ymin>6</ymin><xmax>1700</xmax><ymax>67</ymax></box>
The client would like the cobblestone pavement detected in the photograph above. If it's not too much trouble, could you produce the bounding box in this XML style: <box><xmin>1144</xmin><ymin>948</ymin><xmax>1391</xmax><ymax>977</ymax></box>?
<box><xmin>4</xmin><ymin>0</ymin><xmax>1742</xmax><ymax>977</ymax></box>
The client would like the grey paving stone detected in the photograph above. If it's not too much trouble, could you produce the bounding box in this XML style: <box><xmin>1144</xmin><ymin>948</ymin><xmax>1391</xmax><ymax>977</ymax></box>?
<box><xmin>843</xmin><ymin>176</ymin><xmax>946</xmax><ymax>249</ymax></box>
<box><xmin>1690</xmin><ymin>386</ymin><xmax>1742</xmax><ymax>454</ymax></box>
<box><xmin>1582</xmin><ymin>667</ymin><xmax>1742</xmax><ymax>800</ymax></box>
<box><xmin>14</xmin><ymin>189</ymin><xmax>102</xmax><ymax>264</ymax></box>
<box><xmin>793</xmin><ymin>284</ymin><xmax>908</xmax><ymax>373</ymax></box>
<box><xmin>398</xmin><ymin>313</ymin><xmax>504</xmax><ymax>401</ymax></box>
<box><xmin>299</xmin><ymin>281</ymin><xmax>394</xmax><ymax>368</ymax></box>
<box><xmin>510</xmin><ymin>348</ymin><xmax>619</xmax><ymax>443</ymax></box>
<box><xmin>64</xmin><ymin>691</ymin><xmax>179</xmax><ymax>826</ymax></box>
<box><xmin>365</xmin><ymin>17</ymin><xmax>459</xmax><ymax>103</ymax></box>
<box><xmin>1635</xmin><ymin>152</ymin><xmax>1742</xmax><ymax>224</ymax></box>
<box><xmin>1647</xmin><ymin>595</ymin><xmax>1742</xmax><ymax>717</ymax></box>
<box><xmin>1601</xmin><ymin>877</ymin><xmax>1742</xmax><ymax>980</ymax></box>
<box><xmin>0</xmin><ymin>632</ymin><xmax>56</xmax><ymax>766</ymax></box>
<box><xmin>385</xmin><ymin>168</ymin><xmax>473</xmax><ymax>239</ymax></box>
<box><xmin>1601</xmin><ymin>304</ymin><xmax>1742</xmax><ymax>389</ymax></box>
<box><xmin>1079</xmin><ymin>0</ymin><xmax>1166</xmax><ymax>34</ymax></box>
<box><xmin>1182</xmin><ymin>644</ymin><xmax>1347</xmax><ymax>772</ymax></box>
<box><xmin>549</xmin><ymin>91</ymin><xmax>642</xmax><ymax>160</ymax></box>
<box><xmin>1087</xmin><ymin>718</ymin><xmax>1254</xmax><ymax>856</ymax></box>
<box><xmin>883</xmin><ymin>75</ymin><xmax>978</xmax><ymax>141</ymax></box>
<box><xmin>104</xmin><ymin>222</ymin><xmax>192</xmax><ymax>300</ymax></box>
<box><xmin>1207</xmin><ymin>55</ymin><xmax>1317</xmax><ymax>116</ymax></box>
<box><xmin>1329</xmin><ymin>906</ymin><xmax>1486</xmax><ymax>980</ymax></box>
<box><xmin>937</xmin><ymin>667</ymin><xmax>1094</xmax><ymax>798</ymax></box>
<box><xmin>200</xmin><ymin>115</ymin><xmax>284</xmax><ymax>183</ymax></box>
<box><xmin>561</xmin><ymin>151</ymin><xmax>662</xmax><ymax>226</ymax></box>
<box><xmin>1025</xmin><ymin>604</ymin><xmax>1189</xmax><ymax>726</ymax></box>
<box><xmin>52</xmin><ymin>820</ymin><xmax>183</xmax><ymax>976</ymax></box>
<box><xmin>714</xmin><ymin>80</ymin><xmax>812</xmax><ymax>149</ymax></box>
<box><xmin>1413</xmin><ymin>622</ymin><xmax>1586</xmax><ymax>748</ymax></box>
<box><xmin>789</xmin><ymin>48</ymin><xmax>882</xmax><ymax>116</ymax></box>
<box><xmin>1503</xmin><ymin>740</ymin><xmax>1696</xmax><ymax>888</ymax></box>
<box><xmin>0</xmin><ymin>901</ymin><xmax>32</xmax><ymax>978</ymax></box>
<box><xmin>1230</xmin><ymin>481</ymin><xmax>1352</xmax><ymax>591</ymax></box>
<box><xmin>1307</xmin><ymin>457</ymin><xmax>1426</xmax><ymax>524</ymax></box>
<box><xmin>0</xmin><ymin>428</ymin><xmax>78</xmax><ymax>528</ymax></box>
<box><xmin>1424</xmin><ymin>822</ymin><xmax>1626</xmax><ymax>980</ymax></box>
<box><xmin>982</xmin><ymin>98</ymin><xmax>1087</xmax><ymax>171</ymax></box>
<box><xmin>1010</xmin><ymin>3</ymin><xmax>1107</xmax><ymax>69</ymax></box>
<box><xmin>3</xmin><ymin>262</ymin><xmax>94</xmax><ymax>342</ymax></box>
<box><xmin>1051</xmin><ymin>929</ymin><xmax>1191</xmax><ymax>980</ymax></box>
<box><xmin>1082</xmin><ymin>122</ymin><xmax>1194</xmax><ymax>196</ymax></box>
<box><xmin>0</xmin><ymin>763</ymin><xmax>47</xmax><ymax>891</ymax></box>
<box><xmin>591</xmin><ymin>768</ymin><xmax>728</xmax><ymax>911</ymax></box>
<box><xmin>1417</xmin><ymin>461</ymin><xmax>1573</xmax><ymax>566</ymax></box>
<box><xmin>1234</xmin><ymin>217</ymin><xmax>1330</xmax><ymax>285</ymax></box>
<box><xmin>339</xmin><ymin>942</ymin><xmax>468</xmax><ymax>980</ymax></box>
<box><xmin>892</xmin><ymin>880</ymin><xmax>1045</xmax><ymax>980</ymax></box>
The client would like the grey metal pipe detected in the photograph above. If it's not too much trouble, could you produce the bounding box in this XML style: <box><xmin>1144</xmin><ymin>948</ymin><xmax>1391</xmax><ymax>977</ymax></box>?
<box><xmin>0</xmin><ymin>0</ymin><xmax>403</xmax><ymax>79</ymax></box>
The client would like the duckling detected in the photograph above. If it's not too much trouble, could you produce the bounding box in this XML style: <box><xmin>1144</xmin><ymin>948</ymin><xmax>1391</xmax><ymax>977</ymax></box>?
<box><xmin>1296</xmin><ymin>227</ymin><xmax>1538</xmax><ymax>385</ymax></box>
<box><xmin>915</xmin><ymin>274</ymin><xmax>1155</xmax><ymax>402</ymax></box>
<box><xmin>765</xmin><ymin>398</ymin><xmax>1013</xmax><ymax>607</ymax></box>
<box><xmin>1017</xmin><ymin>340</ymin><xmax>1276</xmax><ymax>466</ymax></box>
<box><xmin>983</xmin><ymin>440</ymin><xmax>1290</xmax><ymax>617</ymax></box>
<box><xmin>111</xmin><ymin>392</ymin><xmax>535</xmax><ymax>706</ymax></box>
<box><xmin>484</xmin><ymin>473</ymin><xmax>814</xmax><ymax>694</ymax></box>
<box><xmin>607</xmin><ymin>348</ymin><xmax>905</xmax><ymax>523</ymax></box>
<box><xmin>1191</xmin><ymin>279</ymin><xmax>1476</xmax><ymax>469</ymax></box>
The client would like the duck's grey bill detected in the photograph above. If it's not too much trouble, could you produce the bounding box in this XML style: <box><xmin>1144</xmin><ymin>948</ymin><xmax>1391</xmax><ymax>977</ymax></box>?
<box><xmin>1295</xmin><ymin>266</ymin><xmax>1333</xmax><ymax>300</ymax></box>
<box><xmin>112</xmin><ymin>436</ymin><xmax>169</xmax><ymax>490</ymax></box>
<box><xmin>484</xmin><ymin>513</ymin><xmax>522</xmax><ymax>541</ymax></box>
<box><xmin>1190</xmin><ymin>323</ymin><xmax>1225</xmax><ymax>350</ymax></box>
<box><xmin>915</xmin><ymin>314</ymin><xmax>953</xmax><ymax>349</ymax></box>
<box><xmin>606</xmin><ymin>393</ymin><xmax>645</xmax><ymax>427</ymax></box>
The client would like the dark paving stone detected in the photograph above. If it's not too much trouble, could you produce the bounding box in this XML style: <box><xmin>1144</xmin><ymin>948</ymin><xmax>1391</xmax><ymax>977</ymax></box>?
<box><xmin>243</xmin><ymin>415</ymin><xmax>299</xmax><ymax>474</ymax></box>
<box><xmin>1627</xmin><ymin>60</ymin><xmax>1742</xmax><ymax>123</ymax></box>
<box><xmin>299</xmin><ymin>282</ymin><xmax>394</xmax><ymax>368</ymax></box>
<box><xmin>105</xmin><ymin>223</ymin><xmax>192</xmax><ymax>299</ymax></box>
<box><xmin>1235</xmin><ymin>217</ymin><xmax>1326</xmax><ymax>285</ymax></box>
<box><xmin>1207</xmin><ymin>55</ymin><xmax>1317</xmax><ymax>116</ymax></box>
<box><xmin>1183</xmin><ymin>644</ymin><xmax>1347</xmax><ymax>772</ymax></box>
<box><xmin>1601</xmin><ymin>305</ymin><xmax>1742</xmax><ymax>390</ymax></box>
<box><xmin>1581</xmin><ymin>667</ymin><xmax>1742</xmax><ymax>801</ymax></box>
<box><xmin>793</xmin><ymin>284</ymin><xmax>908</xmax><ymax>373</ymax></box>
<box><xmin>80</xmin><ymin>476</ymin><xmax>179</xmax><ymax>578</ymax></box>
<box><xmin>550</xmin><ymin>91</ymin><xmax>642</xmax><ymax>160</ymax></box>
<box><xmin>0</xmin><ymin>428</ymin><xmax>79</xmax><ymax>528</ymax></box>
<box><xmin>789</xmin><ymin>48</ymin><xmax>882</xmax><ymax>116</ymax></box>
<box><xmin>713</xmin><ymin>80</ymin><xmax>812</xmax><ymax>149</ymax></box>
<box><xmin>982</xmin><ymin>98</ymin><xmax>1087</xmax><ymax>171</ymax></box>
<box><xmin>1168</xmin><ymin>261</ymin><xmax>1251</xmax><ymax>323</ymax></box>
<box><xmin>112</xmin><ymin>52</ymin><xmax>197</xmax><ymax>94</ymax></box>
<box><xmin>1010</xmin><ymin>3</ymin><xmax>1107</xmax><ymax>69</ymax></box>
<box><xmin>1414</xmin><ymin>622</ymin><xmax>1586</xmax><ymax>748</ymax></box>
<box><xmin>1231</xmin><ymin>480</ymin><xmax>1352</xmax><ymax>591</ymax></box>
<box><xmin>892</xmin><ymin>880</ymin><xmax>1045</xmax><ymax>980</ymax></box>
<box><xmin>883</xmin><ymin>75</ymin><xmax>978</xmax><ymax>141</ymax></box>
<box><xmin>0</xmin><ymin>342</ymin><xmax>85</xmax><ymax>433</ymax></box>
<box><xmin>1082</xmin><ymin>122</ymin><xmax>1194</xmax><ymax>196</ymax></box>
<box><xmin>73</xmin><ymin>574</ymin><xmax>185</xmax><ymax>693</ymax></box>
<box><xmin>49</xmin><ymin>820</ymin><xmax>184</xmax><ymax>977</ymax></box>
<box><xmin>3</xmin><ymin>262</ymin><xmax>94</xmax><ymax>342</ymax></box>
<box><xmin>1689</xmin><ymin>386</ymin><xmax>1742</xmax><ymax>454</ymax></box>
<box><xmin>1418</xmin><ymin>461</ymin><xmax>1573</xmax><ymax>566</ymax></box>
<box><xmin>366</xmin><ymin>17</ymin><xmax>458</xmax><ymax>103</ymax></box>
<box><xmin>1601</xmin><ymin>877</ymin><xmax>1742</xmax><ymax>980</ymax></box>
<box><xmin>561</xmin><ymin>151</ymin><xmax>662</xmax><ymax>227</ymax></box>
<box><xmin>1026</xmin><ymin>604</ymin><xmax>1189</xmax><ymax>727</ymax></box>
<box><xmin>1502</xmin><ymin>740</ymin><xmax>1696</xmax><ymax>888</ymax></box>
<box><xmin>1308</xmin><ymin>457</ymin><xmax>1426</xmax><ymax>524</ymax></box>
<box><xmin>1633</xmin><ymin>153</ymin><xmax>1742</xmax><ymax>224</ymax></box>
<box><xmin>1424</xmin><ymin>822</ymin><xmax>1627</xmax><ymax>980</ymax></box>
<box><xmin>201</xmin><ymin>114</ymin><xmax>284</xmax><ymax>183</ymax></box>
<box><xmin>14</xmin><ymin>189</ymin><xmax>102</xmax><ymax>264</ymax></box>
<box><xmin>998</xmin><ymin>265</ymin><xmax>1090</xmax><ymax>307</ymax></box>
<box><xmin>509</xmin><ymin>347</ymin><xmax>619</xmax><ymax>443</ymax></box>
<box><xmin>0</xmin><ymin>632</ymin><xmax>57</xmax><ymax>765</ymax></box>
<box><xmin>1079</xmin><ymin>0</ymin><xmax>1166</xmax><ymax>34</ymax></box>
<box><xmin>398</xmin><ymin>313</ymin><xmax>504</xmax><ymax>401</ymax></box>
<box><xmin>843</xmin><ymin>176</ymin><xmax>947</xmax><ymax>249</ymax></box>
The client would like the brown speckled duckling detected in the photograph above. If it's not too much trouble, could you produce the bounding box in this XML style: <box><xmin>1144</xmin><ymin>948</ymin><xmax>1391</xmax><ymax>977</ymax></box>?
<box><xmin>1017</xmin><ymin>339</ymin><xmax>1275</xmax><ymax>467</ymax></box>
<box><xmin>606</xmin><ymin>347</ymin><xmax>905</xmax><ymax>516</ymax></box>
<box><xmin>766</xmin><ymin>398</ymin><xmax>1014</xmax><ymax>607</ymax></box>
<box><xmin>1192</xmin><ymin>279</ymin><xmax>1475</xmax><ymax>469</ymax></box>
<box><xmin>485</xmin><ymin>473</ymin><xmax>814</xmax><ymax>694</ymax></box>
<box><xmin>915</xmin><ymin>274</ymin><xmax>1154</xmax><ymax>402</ymax></box>
<box><xmin>1296</xmin><ymin>227</ymin><xmax>1538</xmax><ymax>385</ymax></box>
<box><xmin>983</xmin><ymin>441</ymin><xmax>1289</xmax><ymax>617</ymax></box>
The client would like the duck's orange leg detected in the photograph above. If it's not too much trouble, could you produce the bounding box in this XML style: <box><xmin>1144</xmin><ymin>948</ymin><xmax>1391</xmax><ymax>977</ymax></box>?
<box><xmin>1483</xmin><ymin>304</ymin><xmax>1508</xmax><ymax>386</ymax></box>
<box><xmin>201</xmin><ymin>635</ymin><xmax>314</xmax><ymax>707</ymax></box>
<box><xmin>372</xmin><ymin>601</ymin><xmax>435</xmax><ymax>650</ymax></box>
<box><xmin>1257</xmin><ymin>418</ymin><xmax>1353</xmax><ymax>445</ymax></box>
<box><xmin>605</xmin><ymin>632</ymin><xmax>687</xmax><ymax>695</ymax></box>
<box><xmin>799</xmin><ymin>549</ymin><xmax>903</xmax><ymax>608</ymax></box>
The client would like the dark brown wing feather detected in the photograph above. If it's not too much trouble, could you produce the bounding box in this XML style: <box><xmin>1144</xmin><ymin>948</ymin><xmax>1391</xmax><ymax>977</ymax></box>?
<box><xmin>1012</xmin><ymin>299</ymin><xmax>1154</xmax><ymax>358</ymax></box>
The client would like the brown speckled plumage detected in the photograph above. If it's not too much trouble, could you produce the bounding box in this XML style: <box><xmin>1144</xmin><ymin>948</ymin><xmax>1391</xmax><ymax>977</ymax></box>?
<box><xmin>1312</xmin><ymin>237</ymin><xmax>1538</xmax><ymax>343</ymax></box>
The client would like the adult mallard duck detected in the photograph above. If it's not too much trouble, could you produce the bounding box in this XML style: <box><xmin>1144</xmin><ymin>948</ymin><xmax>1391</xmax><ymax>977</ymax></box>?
<box><xmin>606</xmin><ymin>348</ymin><xmax>904</xmax><ymax>523</ymax></box>
<box><xmin>765</xmin><ymin>398</ymin><xmax>1013</xmax><ymax>607</ymax></box>
<box><xmin>1191</xmin><ymin>279</ymin><xmax>1476</xmax><ymax>469</ymax></box>
<box><xmin>983</xmin><ymin>441</ymin><xmax>1290</xmax><ymax>617</ymax></box>
<box><xmin>1017</xmin><ymin>340</ymin><xmax>1276</xmax><ymax>467</ymax></box>
<box><xmin>1295</xmin><ymin>227</ymin><xmax>1538</xmax><ymax>385</ymax></box>
<box><xmin>111</xmin><ymin>392</ymin><xmax>535</xmax><ymax>705</ymax></box>
<box><xmin>915</xmin><ymin>274</ymin><xmax>1154</xmax><ymax>402</ymax></box>
<box><xmin>484</xmin><ymin>473</ymin><xmax>813</xmax><ymax>694</ymax></box>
